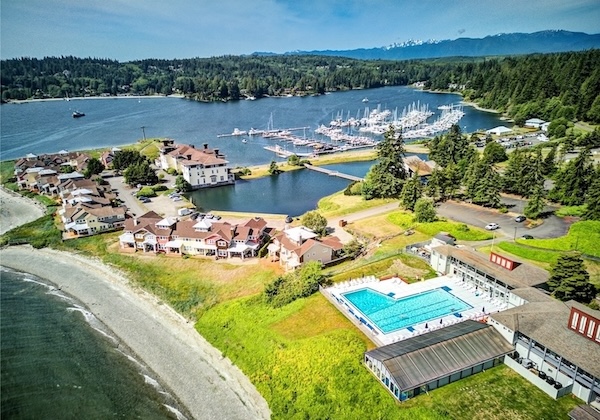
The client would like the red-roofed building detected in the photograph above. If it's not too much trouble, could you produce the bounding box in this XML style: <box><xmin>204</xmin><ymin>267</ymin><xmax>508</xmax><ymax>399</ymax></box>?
<box><xmin>158</xmin><ymin>140</ymin><xmax>234</xmax><ymax>189</ymax></box>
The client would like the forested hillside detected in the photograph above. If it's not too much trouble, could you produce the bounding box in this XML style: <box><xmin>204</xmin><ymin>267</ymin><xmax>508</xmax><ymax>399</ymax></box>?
<box><xmin>2</xmin><ymin>50</ymin><xmax>599</xmax><ymax>122</ymax></box>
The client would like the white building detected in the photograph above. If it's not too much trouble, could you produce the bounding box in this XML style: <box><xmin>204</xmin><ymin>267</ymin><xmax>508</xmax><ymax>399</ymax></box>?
<box><xmin>525</xmin><ymin>118</ymin><xmax>546</xmax><ymax>129</ymax></box>
<box><xmin>485</xmin><ymin>126</ymin><xmax>513</xmax><ymax>136</ymax></box>
<box><xmin>158</xmin><ymin>140</ymin><xmax>234</xmax><ymax>189</ymax></box>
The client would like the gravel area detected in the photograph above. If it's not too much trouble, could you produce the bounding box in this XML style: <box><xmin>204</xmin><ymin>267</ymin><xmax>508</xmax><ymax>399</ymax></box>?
<box><xmin>0</xmin><ymin>189</ymin><xmax>271</xmax><ymax>420</ymax></box>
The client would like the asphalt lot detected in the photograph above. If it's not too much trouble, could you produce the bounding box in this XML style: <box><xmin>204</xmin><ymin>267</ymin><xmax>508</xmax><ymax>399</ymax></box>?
<box><xmin>437</xmin><ymin>197</ymin><xmax>570</xmax><ymax>240</ymax></box>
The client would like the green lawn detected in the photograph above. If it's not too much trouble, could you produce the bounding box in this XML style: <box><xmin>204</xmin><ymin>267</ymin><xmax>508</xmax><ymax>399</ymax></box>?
<box><xmin>197</xmin><ymin>293</ymin><xmax>581</xmax><ymax>420</ymax></box>
<box><xmin>515</xmin><ymin>221</ymin><xmax>600</xmax><ymax>258</ymax></box>
<box><xmin>387</xmin><ymin>211</ymin><xmax>493</xmax><ymax>241</ymax></box>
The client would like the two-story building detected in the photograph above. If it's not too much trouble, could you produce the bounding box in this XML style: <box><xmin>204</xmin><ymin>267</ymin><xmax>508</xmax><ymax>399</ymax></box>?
<box><xmin>268</xmin><ymin>226</ymin><xmax>344</xmax><ymax>270</ymax></box>
<box><xmin>158</xmin><ymin>140</ymin><xmax>234</xmax><ymax>189</ymax></box>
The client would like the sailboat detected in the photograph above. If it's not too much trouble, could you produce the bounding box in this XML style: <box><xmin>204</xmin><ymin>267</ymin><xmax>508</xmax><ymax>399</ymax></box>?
<box><xmin>241</xmin><ymin>138</ymin><xmax>247</xmax><ymax>143</ymax></box>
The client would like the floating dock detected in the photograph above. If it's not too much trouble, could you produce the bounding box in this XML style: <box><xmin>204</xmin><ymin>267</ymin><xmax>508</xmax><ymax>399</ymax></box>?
<box><xmin>303</xmin><ymin>165</ymin><xmax>364</xmax><ymax>182</ymax></box>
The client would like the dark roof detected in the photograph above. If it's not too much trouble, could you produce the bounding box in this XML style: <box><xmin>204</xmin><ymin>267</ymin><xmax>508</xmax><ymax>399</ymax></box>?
<box><xmin>569</xmin><ymin>405</ymin><xmax>600</xmax><ymax>420</ymax></box>
<box><xmin>366</xmin><ymin>321</ymin><xmax>513</xmax><ymax>391</ymax></box>
<box><xmin>490</xmin><ymin>302</ymin><xmax>600</xmax><ymax>377</ymax></box>
<box><xmin>432</xmin><ymin>245</ymin><xmax>549</xmax><ymax>288</ymax></box>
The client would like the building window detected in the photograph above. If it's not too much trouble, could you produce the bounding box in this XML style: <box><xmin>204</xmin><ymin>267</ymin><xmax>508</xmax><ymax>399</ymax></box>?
<box><xmin>579</xmin><ymin>316</ymin><xmax>587</xmax><ymax>333</ymax></box>
<box><xmin>596</xmin><ymin>327</ymin><xmax>600</xmax><ymax>342</ymax></box>
<box><xmin>587</xmin><ymin>321</ymin><xmax>595</xmax><ymax>337</ymax></box>
<box><xmin>571</xmin><ymin>312</ymin><xmax>579</xmax><ymax>329</ymax></box>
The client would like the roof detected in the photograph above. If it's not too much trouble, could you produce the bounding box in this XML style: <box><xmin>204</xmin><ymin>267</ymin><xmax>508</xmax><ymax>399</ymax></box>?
<box><xmin>366</xmin><ymin>321</ymin><xmax>513</xmax><ymax>391</ymax></box>
<box><xmin>167</xmin><ymin>144</ymin><xmax>228</xmax><ymax>167</ymax></box>
<box><xmin>490</xmin><ymin>301</ymin><xmax>600</xmax><ymax>377</ymax></box>
<box><xmin>432</xmin><ymin>245</ymin><xmax>549</xmax><ymax>288</ymax></box>
<box><xmin>284</xmin><ymin>226</ymin><xmax>318</xmax><ymax>243</ymax></box>
<box><xmin>486</xmin><ymin>126</ymin><xmax>513</xmax><ymax>134</ymax></box>
<box><xmin>569</xmin><ymin>405</ymin><xmax>600</xmax><ymax>420</ymax></box>
<box><xmin>510</xmin><ymin>287</ymin><xmax>553</xmax><ymax>303</ymax></box>
<box><xmin>404</xmin><ymin>155</ymin><xmax>434</xmax><ymax>176</ymax></box>
<box><xmin>244</xmin><ymin>217</ymin><xmax>267</xmax><ymax>232</ymax></box>
<box><xmin>566</xmin><ymin>300</ymin><xmax>600</xmax><ymax>320</ymax></box>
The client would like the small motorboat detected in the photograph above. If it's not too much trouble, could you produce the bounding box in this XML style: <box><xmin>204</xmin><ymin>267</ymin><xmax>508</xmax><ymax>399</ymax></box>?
<box><xmin>72</xmin><ymin>111</ymin><xmax>85</xmax><ymax>118</ymax></box>
<box><xmin>241</xmin><ymin>138</ymin><xmax>247</xmax><ymax>143</ymax></box>
<box><xmin>362</xmin><ymin>97</ymin><xmax>369</xmax><ymax>103</ymax></box>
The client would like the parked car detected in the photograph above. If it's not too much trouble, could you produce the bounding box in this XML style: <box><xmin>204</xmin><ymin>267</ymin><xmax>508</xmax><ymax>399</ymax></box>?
<box><xmin>521</xmin><ymin>234</ymin><xmax>534</xmax><ymax>240</ymax></box>
<box><xmin>515</xmin><ymin>215</ymin><xmax>526</xmax><ymax>223</ymax></box>
<box><xmin>485</xmin><ymin>223</ymin><xmax>499</xmax><ymax>230</ymax></box>
<box><xmin>172</xmin><ymin>197</ymin><xmax>182</xmax><ymax>202</ymax></box>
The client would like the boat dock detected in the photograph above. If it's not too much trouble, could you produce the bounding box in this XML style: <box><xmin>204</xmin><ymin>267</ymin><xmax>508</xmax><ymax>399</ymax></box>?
<box><xmin>303</xmin><ymin>165</ymin><xmax>364</xmax><ymax>182</ymax></box>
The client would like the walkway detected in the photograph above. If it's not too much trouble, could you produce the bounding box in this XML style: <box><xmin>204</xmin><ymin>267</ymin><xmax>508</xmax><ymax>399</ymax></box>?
<box><xmin>304</xmin><ymin>164</ymin><xmax>364</xmax><ymax>182</ymax></box>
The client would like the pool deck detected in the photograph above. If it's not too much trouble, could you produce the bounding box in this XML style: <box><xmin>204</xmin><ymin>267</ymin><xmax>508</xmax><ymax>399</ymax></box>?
<box><xmin>323</xmin><ymin>275</ymin><xmax>506</xmax><ymax>346</ymax></box>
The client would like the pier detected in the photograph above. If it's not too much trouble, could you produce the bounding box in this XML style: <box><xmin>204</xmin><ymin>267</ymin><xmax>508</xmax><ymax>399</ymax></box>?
<box><xmin>303</xmin><ymin>164</ymin><xmax>364</xmax><ymax>182</ymax></box>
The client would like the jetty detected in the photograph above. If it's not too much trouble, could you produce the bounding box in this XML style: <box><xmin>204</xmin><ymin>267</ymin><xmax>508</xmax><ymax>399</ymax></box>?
<box><xmin>304</xmin><ymin>164</ymin><xmax>364</xmax><ymax>182</ymax></box>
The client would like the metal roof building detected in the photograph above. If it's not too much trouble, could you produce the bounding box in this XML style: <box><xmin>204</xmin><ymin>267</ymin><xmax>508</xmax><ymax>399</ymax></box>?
<box><xmin>365</xmin><ymin>320</ymin><xmax>513</xmax><ymax>401</ymax></box>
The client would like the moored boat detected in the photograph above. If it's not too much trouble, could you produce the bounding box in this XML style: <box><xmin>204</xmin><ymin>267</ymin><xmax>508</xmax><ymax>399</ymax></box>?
<box><xmin>72</xmin><ymin>111</ymin><xmax>85</xmax><ymax>118</ymax></box>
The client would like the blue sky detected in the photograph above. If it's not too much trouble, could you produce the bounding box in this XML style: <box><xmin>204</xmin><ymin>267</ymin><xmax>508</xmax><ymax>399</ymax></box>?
<box><xmin>2</xmin><ymin>0</ymin><xmax>599</xmax><ymax>61</ymax></box>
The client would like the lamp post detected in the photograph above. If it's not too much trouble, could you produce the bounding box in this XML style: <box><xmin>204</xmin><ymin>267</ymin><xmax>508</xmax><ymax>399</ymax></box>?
<box><xmin>140</xmin><ymin>126</ymin><xmax>146</xmax><ymax>141</ymax></box>
<box><xmin>514</xmin><ymin>226</ymin><xmax>517</xmax><ymax>241</ymax></box>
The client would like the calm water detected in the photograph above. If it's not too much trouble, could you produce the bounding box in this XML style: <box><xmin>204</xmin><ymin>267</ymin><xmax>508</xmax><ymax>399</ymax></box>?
<box><xmin>0</xmin><ymin>267</ymin><xmax>185</xmax><ymax>420</ymax></box>
<box><xmin>0</xmin><ymin>86</ymin><xmax>502</xmax><ymax>163</ymax></box>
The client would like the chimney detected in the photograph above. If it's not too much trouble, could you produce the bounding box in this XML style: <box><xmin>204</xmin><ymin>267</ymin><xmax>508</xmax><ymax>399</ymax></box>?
<box><xmin>134</xmin><ymin>218</ymin><xmax>138</xmax><ymax>226</ymax></box>
<box><xmin>190</xmin><ymin>144</ymin><xmax>195</xmax><ymax>149</ymax></box>
<box><xmin>215</xmin><ymin>149</ymin><xmax>220</xmax><ymax>156</ymax></box>
<box><xmin>187</xmin><ymin>154</ymin><xmax>192</xmax><ymax>160</ymax></box>
<box><xmin>203</xmin><ymin>143</ymin><xmax>208</xmax><ymax>150</ymax></box>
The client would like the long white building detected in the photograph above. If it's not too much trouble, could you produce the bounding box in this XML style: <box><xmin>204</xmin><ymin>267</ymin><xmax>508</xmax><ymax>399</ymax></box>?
<box><xmin>158</xmin><ymin>140</ymin><xmax>234</xmax><ymax>189</ymax></box>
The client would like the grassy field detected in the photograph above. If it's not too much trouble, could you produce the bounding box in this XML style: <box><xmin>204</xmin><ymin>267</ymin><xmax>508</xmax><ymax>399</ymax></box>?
<box><xmin>514</xmin><ymin>221</ymin><xmax>600</xmax><ymax>258</ymax></box>
<box><xmin>318</xmin><ymin>191</ymin><xmax>396</xmax><ymax>218</ymax></box>
<box><xmin>387</xmin><ymin>211</ymin><xmax>493</xmax><ymax>241</ymax></box>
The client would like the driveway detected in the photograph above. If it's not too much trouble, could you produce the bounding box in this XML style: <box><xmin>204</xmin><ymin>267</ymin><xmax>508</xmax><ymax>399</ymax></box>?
<box><xmin>437</xmin><ymin>198</ymin><xmax>571</xmax><ymax>240</ymax></box>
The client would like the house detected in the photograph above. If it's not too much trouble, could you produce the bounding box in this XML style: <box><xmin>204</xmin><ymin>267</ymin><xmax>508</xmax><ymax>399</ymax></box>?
<box><xmin>62</xmin><ymin>204</ymin><xmax>126</xmax><ymax>237</ymax></box>
<box><xmin>158</xmin><ymin>140</ymin><xmax>235</xmax><ymax>189</ymax></box>
<box><xmin>403</xmin><ymin>155</ymin><xmax>436</xmax><ymax>180</ymax></box>
<box><xmin>268</xmin><ymin>226</ymin><xmax>343</xmax><ymax>270</ymax></box>
<box><xmin>485</xmin><ymin>126</ymin><xmax>513</xmax><ymax>136</ymax></box>
<box><xmin>525</xmin><ymin>118</ymin><xmax>546</xmax><ymax>129</ymax></box>
<box><xmin>119</xmin><ymin>211</ymin><xmax>268</xmax><ymax>259</ymax></box>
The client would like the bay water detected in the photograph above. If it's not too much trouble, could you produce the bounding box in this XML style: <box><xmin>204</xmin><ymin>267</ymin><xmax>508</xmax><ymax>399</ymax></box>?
<box><xmin>0</xmin><ymin>267</ymin><xmax>186</xmax><ymax>419</ymax></box>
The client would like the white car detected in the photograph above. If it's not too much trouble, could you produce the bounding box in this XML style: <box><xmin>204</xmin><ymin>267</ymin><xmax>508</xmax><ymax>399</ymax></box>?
<box><xmin>485</xmin><ymin>223</ymin><xmax>500</xmax><ymax>230</ymax></box>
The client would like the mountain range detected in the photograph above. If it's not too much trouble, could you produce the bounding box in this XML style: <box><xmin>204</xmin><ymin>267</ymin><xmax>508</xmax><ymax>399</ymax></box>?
<box><xmin>254</xmin><ymin>30</ymin><xmax>600</xmax><ymax>60</ymax></box>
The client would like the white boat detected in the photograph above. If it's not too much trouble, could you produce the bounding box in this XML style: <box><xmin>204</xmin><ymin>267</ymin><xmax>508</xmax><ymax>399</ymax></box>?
<box><xmin>241</xmin><ymin>138</ymin><xmax>247</xmax><ymax>143</ymax></box>
<box><xmin>362</xmin><ymin>97</ymin><xmax>369</xmax><ymax>103</ymax></box>
<box><xmin>231</xmin><ymin>128</ymin><xmax>247</xmax><ymax>136</ymax></box>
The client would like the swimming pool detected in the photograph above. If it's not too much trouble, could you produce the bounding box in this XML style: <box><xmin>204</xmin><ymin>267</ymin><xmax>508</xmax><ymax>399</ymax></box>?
<box><xmin>342</xmin><ymin>287</ymin><xmax>472</xmax><ymax>333</ymax></box>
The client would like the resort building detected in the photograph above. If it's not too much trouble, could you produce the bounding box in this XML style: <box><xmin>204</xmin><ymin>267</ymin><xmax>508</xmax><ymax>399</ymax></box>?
<box><xmin>485</xmin><ymin>126</ymin><xmax>513</xmax><ymax>136</ymax></box>
<box><xmin>490</xmin><ymin>295</ymin><xmax>600</xmax><ymax>405</ymax></box>
<box><xmin>364</xmin><ymin>320</ymin><xmax>513</xmax><ymax>401</ymax></box>
<box><xmin>525</xmin><ymin>118</ymin><xmax>547</xmax><ymax>129</ymax></box>
<box><xmin>61</xmin><ymin>204</ymin><xmax>126</xmax><ymax>237</ymax></box>
<box><xmin>403</xmin><ymin>155</ymin><xmax>436</xmax><ymax>180</ymax></box>
<box><xmin>268</xmin><ymin>226</ymin><xmax>344</xmax><ymax>270</ymax></box>
<box><xmin>429</xmin><ymin>246</ymin><xmax>549</xmax><ymax>308</ymax></box>
<box><xmin>325</xmin><ymin>242</ymin><xmax>600</xmax><ymax>406</ymax></box>
<box><xmin>158</xmin><ymin>140</ymin><xmax>234</xmax><ymax>189</ymax></box>
<box><xmin>119</xmin><ymin>211</ymin><xmax>269</xmax><ymax>259</ymax></box>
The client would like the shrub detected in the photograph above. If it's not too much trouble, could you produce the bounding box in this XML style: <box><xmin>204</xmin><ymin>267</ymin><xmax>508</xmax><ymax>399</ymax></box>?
<box><xmin>137</xmin><ymin>186</ymin><xmax>157</xmax><ymax>197</ymax></box>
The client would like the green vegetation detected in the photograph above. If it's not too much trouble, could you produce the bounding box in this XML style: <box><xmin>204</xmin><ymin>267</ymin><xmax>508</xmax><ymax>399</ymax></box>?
<box><xmin>264</xmin><ymin>261</ymin><xmax>329</xmax><ymax>308</ymax></box>
<box><xmin>516</xmin><ymin>221</ymin><xmax>600</xmax><ymax>258</ymax></box>
<box><xmin>496</xmin><ymin>242</ymin><xmax>561</xmax><ymax>265</ymax></box>
<box><xmin>387</xmin><ymin>211</ymin><xmax>492</xmax><ymax>241</ymax></box>
<box><xmin>317</xmin><ymin>191</ymin><xmax>394</xmax><ymax>218</ymax></box>
<box><xmin>0</xmin><ymin>214</ymin><xmax>62</xmax><ymax>249</ymax></box>
<box><xmin>362</xmin><ymin>126</ymin><xmax>407</xmax><ymax>199</ymax></box>
<box><xmin>555</xmin><ymin>205</ymin><xmax>586</xmax><ymax>217</ymax></box>
<box><xmin>547</xmin><ymin>252</ymin><xmax>597</xmax><ymax>303</ymax></box>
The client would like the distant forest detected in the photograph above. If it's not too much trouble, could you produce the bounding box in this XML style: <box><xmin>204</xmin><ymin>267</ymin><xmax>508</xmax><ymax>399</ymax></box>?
<box><xmin>2</xmin><ymin>50</ymin><xmax>599</xmax><ymax>123</ymax></box>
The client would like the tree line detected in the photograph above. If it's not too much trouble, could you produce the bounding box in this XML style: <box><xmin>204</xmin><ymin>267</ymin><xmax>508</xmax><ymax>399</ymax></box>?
<box><xmin>2</xmin><ymin>50</ymin><xmax>599</xmax><ymax>122</ymax></box>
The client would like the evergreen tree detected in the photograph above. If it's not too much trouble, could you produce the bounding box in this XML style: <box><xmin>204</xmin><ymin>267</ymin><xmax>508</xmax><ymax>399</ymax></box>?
<box><xmin>523</xmin><ymin>181</ymin><xmax>546</xmax><ymax>219</ymax></box>
<box><xmin>542</xmin><ymin>145</ymin><xmax>557</xmax><ymax>176</ymax></box>
<box><xmin>583</xmin><ymin>166</ymin><xmax>600</xmax><ymax>221</ymax></box>
<box><xmin>549</xmin><ymin>148</ymin><xmax>594</xmax><ymax>205</ymax></box>
<box><xmin>175</xmin><ymin>175</ymin><xmax>193</xmax><ymax>192</ymax></box>
<box><xmin>465</xmin><ymin>155</ymin><xmax>502</xmax><ymax>207</ymax></box>
<box><xmin>362</xmin><ymin>126</ymin><xmax>406</xmax><ymax>199</ymax></box>
<box><xmin>548</xmin><ymin>252</ymin><xmax>596</xmax><ymax>303</ymax></box>
<box><xmin>414</xmin><ymin>198</ymin><xmax>437</xmax><ymax>222</ymax></box>
<box><xmin>400</xmin><ymin>173</ymin><xmax>423</xmax><ymax>211</ymax></box>
<box><xmin>502</xmin><ymin>148</ymin><xmax>527</xmax><ymax>195</ymax></box>
<box><xmin>112</xmin><ymin>150</ymin><xmax>146</xmax><ymax>173</ymax></box>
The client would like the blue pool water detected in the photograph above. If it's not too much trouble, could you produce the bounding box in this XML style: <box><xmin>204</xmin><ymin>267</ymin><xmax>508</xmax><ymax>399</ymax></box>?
<box><xmin>342</xmin><ymin>287</ymin><xmax>472</xmax><ymax>333</ymax></box>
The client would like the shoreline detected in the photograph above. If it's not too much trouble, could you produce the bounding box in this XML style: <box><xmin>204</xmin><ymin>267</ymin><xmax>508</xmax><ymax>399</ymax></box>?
<box><xmin>0</xmin><ymin>190</ymin><xmax>271</xmax><ymax>420</ymax></box>
<box><xmin>3</xmin><ymin>94</ymin><xmax>185</xmax><ymax>104</ymax></box>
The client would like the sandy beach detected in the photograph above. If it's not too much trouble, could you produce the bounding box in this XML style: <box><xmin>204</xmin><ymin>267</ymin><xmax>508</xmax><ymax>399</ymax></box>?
<box><xmin>0</xmin><ymin>191</ymin><xmax>271</xmax><ymax>419</ymax></box>
<box><xmin>0</xmin><ymin>188</ymin><xmax>46</xmax><ymax>235</ymax></box>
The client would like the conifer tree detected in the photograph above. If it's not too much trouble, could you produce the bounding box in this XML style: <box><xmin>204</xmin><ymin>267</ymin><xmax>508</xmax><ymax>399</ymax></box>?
<box><xmin>548</xmin><ymin>252</ymin><xmax>596</xmax><ymax>303</ymax></box>
<box><xmin>583</xmin><ymin>166</ymin><xmax>600</xmax><ymax>221</ymax></box>
<box><xmin>362</xmin><ymin>126</ymin><xmax>406</xmax><ymax>199</ymax></box>
<box><xmin>549</xmin><ymin>148</ymin><xmax>594</xmax><ymax>205</ymax></box>
<box><xmin>542</xmin><ymin>145</ymin><xmax>557</xmax><ymax>176</ymax></box>
<box><xmin>400</xmin><ymin>173</ymin><xmax>423</xmax><ymax>211</ymax></box>
<box><xmin>524</xmin><ymin>181</ymin><xmax>546</xmax><ymax>219</ymax></box>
